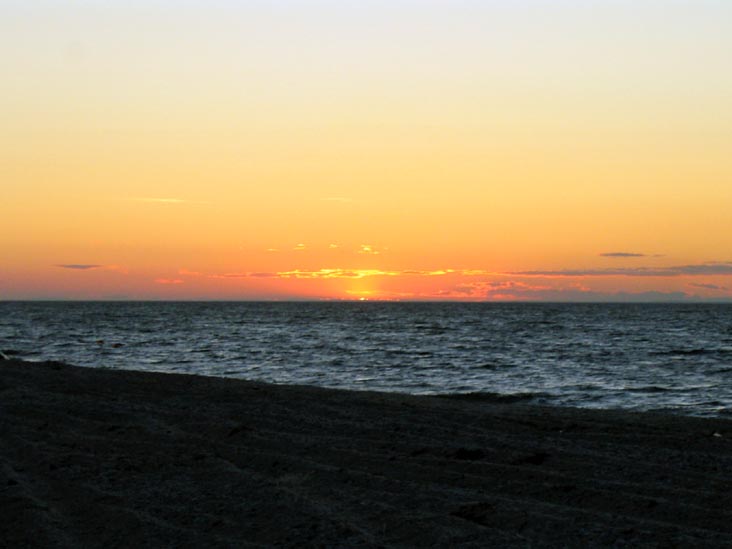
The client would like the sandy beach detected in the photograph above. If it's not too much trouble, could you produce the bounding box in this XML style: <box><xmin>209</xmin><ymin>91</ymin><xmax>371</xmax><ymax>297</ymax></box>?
<box><xmin>1</xmin><ymin>359</ymin><xmax>731</xmax><ymax>547</ymax></box>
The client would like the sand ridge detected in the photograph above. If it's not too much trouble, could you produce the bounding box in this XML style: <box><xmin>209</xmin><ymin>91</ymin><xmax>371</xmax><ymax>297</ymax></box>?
<box><xmin>1</xmin><ymin>359</ymin><xmax>731</xmax><ymax>547</ymax></box>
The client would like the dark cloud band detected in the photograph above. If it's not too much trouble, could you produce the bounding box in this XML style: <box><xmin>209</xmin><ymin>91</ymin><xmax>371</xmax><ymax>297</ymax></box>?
<box><xmin>513</xmin><ymin>263</ymin><xmax>732</xmax><ymax>277</ymax></box>
<box><xmin>56</xmin><ymin>264</ymin><xmax>102</xmax><ymax>270</ymax></box>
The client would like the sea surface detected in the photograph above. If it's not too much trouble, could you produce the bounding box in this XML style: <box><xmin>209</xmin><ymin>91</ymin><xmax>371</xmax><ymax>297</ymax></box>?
<box><xmin>1</xmin><ymin>302</ymin><xmax>731</xmax><ymax>417</ymax></box>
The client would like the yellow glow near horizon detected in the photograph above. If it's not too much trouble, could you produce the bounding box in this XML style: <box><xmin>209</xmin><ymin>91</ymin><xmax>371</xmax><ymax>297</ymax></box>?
<box><xmin>2</xmin><ymin>2</ymin><xmax>732</xmax><ymax>300</ymax></box>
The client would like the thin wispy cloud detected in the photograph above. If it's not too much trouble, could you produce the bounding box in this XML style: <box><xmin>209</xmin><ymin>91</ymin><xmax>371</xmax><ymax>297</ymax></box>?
<box><xmin>186</xmin><ymin>268</ymin><xmax>459</xmax><ymax>281</ymax></box>
<box><xmin>56</xmin><ymin>264</ymin><xmax>130</xmax><ymax>275</ymax></box>
<box><xmin>282</xmin><ymin>269</ymin><xmax>399</xmax><ymax>279</ymax></box>
<box><xmin>208</xmin><ymin>272</ymin><xmax>274</xmax><ymax>279</ymax></box>
<box><xmin>600</xmin><ymin>252</ymin><xmax>647</xmax><ymax>258</ymax></box>
<box><xmin>178</xmin><ymin>268</ymin><xmax>504</xmax><ymax>281</ymax></box>
<box><xmin>460</xmin><ymin>269</ymin><xmax>497</xmax><ymax>276</ymax></box>
<box><xmin>358</xmin><ymin>244</ymin><xmax>381</xmax><ymax>255</ymax></box>
<box><xmin>155</xmin><ymin>278</ymin><xmax>184</xmax><ymax>285</ymax></box>
<box><xmin>512</xmin><ymin>262</ymin><xmax>732</xmax><ymax>277</ymax></box>
<box><xmin>56</xmin><ymin>264</ymin><xmax>103</xmax><ymax>270</ymax></box>
<box><xmin>293</xmin><ymin>243</ymin><xmax>306</xmax><ymax>251</ymax></box>
<box><xmin>198</xmin><ymin>265</ymin><xmax>732</xmax><ymax>280</ymax></box>
<box><xmin>688</xmin><ymin>282</ymin><xmax>728</xmax><ymax>291</ymax></box>
<box><xmin>402</xmin><ymin>269</ymin><xmax>456</xmax><ymax>276</ymax></box>
<box><xmin>205</xmin><ymin>273</ymin><xmax>246</xmax><ymax>279</ymax></box>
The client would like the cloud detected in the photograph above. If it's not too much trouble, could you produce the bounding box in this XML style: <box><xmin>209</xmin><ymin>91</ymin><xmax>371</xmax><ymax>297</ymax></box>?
<box><xmin>436</xmin><ymin>280</ymin><xmax>552</xmax><ymax>299</ymax></box>
<box><xmin>459</xmin><ymin>269</ymin><xmax>496</xmax><ymax>276</ymax></box>
<box><xmin>201</xmin><ymin>269</ymin><xmax>403</xmax><ymax>280</ymax></box>
<box><xmin>688</xmin><ymin>283</ymin><xmax>728</xmax><ymax>291</ymax></box>
<box><xmin>155</xmin><ymin>278</ymin><xmax>184</xmax><ymax>285</ymax></box>
<box><xmin>278</xmin><ymin>269</ymin><xmax>400</xmax><ymax>279</ymax></box>
<box><xmin>184</xmin><ymin>268</ymin><xmax>475</xmax><ymax>281</ymax></box>
<box><xmin>328</xmin><ymin>244</ymin><xmax>339</xmax><ymax>249</ymax></box>
<box><xmin>512</xmin><ymin>262</ymin><xmax>732</xmax><ymax>278</ymax></box>
<box><xmin>402</xmin><ymin>269</ymin><xmax>456</xmax><ymax>276</ymax></box>
<box><xmin>600</xmin><ymin>252</ymin><xmax>647</xmax><ymax>258</ymax></box>
<box><xmin>358</xmin><ymin>244</ymin><xmax>390</xmax><ymax>255</ymax></box>
<box><xmin>657</xmin><ymin>264</ymin><xmax>732</xmax><ymax>276</ymax></box>
<box><xmin>208</xmin><ymin>273</ymin><xmax>253</xmax><ymax>279</ymax></box>
<box><xmin>293</xmin><ymin>243</ymin><xmax>306</xmax><ymax>251</ymax></box>
<box><xmin>56</xmin><ymin>264</ymin><xmax>103</xmax><ymax>270</ymax></box>
<box><xmin>173</xmin><ymin>265</ymin><xmax>732</xmax><ymax>302</ymax></box>
<box><xmin>358</xmin><ymin>244</ymin><xmax>379</xmax><ymax>255</ymax></box>
<box><xmin>430</xmin><ymin>281</ymin><xmax>694</xmax><ymax>302</ymax></box>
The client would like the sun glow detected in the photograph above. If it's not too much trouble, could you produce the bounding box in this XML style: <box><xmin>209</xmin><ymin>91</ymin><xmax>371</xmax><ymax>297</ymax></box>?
<box><xmin>2</xmin><ymin>2</ymin><xmax>732</xmax><ymax>301</ymax></box>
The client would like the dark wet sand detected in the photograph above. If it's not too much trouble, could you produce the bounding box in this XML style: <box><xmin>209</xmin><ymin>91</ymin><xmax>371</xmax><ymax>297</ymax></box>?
<box><xmin>1</xmin><ymin>359</ymin><xmax>731</xmax><ymax>548</ymax></box>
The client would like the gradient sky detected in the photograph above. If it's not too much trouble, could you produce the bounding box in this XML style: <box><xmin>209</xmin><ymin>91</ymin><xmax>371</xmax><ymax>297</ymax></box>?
<box><xmin>2</xmin><ymin>1</ymin><xmax>732</xmax><ymax>300</ymax></box>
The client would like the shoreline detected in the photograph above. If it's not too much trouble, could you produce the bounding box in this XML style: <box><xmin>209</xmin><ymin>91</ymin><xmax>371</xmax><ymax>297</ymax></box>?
<box><xmin>2</xmin><ymin>358</ymin><xmax>731</xmax><ymax>546</ymax></box>
<box><xmin>6</xmin><ymin>356</ymin><xmax>729</xmax><ymax>420</ymax></box>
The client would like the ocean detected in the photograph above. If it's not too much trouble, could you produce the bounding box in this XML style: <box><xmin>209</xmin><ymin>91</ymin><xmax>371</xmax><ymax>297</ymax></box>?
<box><xmin>1</xmin><ymin>301</ymin><xmax>730</xmax><ymax>417</ymax></box>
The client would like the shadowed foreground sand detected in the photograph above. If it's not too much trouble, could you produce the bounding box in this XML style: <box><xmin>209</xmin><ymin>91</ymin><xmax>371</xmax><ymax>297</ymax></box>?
<box><xmin>1</xmin><ymin>359</ymin><xmax>731</xmax><ymax>548</ymax></box>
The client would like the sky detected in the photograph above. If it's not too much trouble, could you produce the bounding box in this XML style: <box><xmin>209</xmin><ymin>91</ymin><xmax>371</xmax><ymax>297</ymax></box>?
<box><xmin>2</xmin><ymin>0</ymin><xmax>732</xmax><ymax>301</ymax></box>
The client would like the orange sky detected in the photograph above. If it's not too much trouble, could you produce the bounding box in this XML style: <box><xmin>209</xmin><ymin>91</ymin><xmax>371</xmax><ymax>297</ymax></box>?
<box><xmin>2</xmin><ymin>1</ymin><xmax>732</xmax><ymax>301</ymax></box>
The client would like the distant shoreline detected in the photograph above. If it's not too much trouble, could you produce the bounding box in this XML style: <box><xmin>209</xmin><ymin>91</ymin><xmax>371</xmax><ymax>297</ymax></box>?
<box><xmin>2</xmin><ymin>358</ymin><xmax>731</xmax><ymax>546</ymax></box>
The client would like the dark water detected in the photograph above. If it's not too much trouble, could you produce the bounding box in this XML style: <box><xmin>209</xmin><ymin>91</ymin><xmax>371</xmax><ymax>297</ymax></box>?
<box><xmin>1</xmin><ymin>302</ymin><xmax>731</xmax><ymax>417</ymax></box>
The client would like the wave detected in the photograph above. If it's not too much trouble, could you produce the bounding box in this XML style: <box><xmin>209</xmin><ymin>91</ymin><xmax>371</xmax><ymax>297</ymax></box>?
<box><xmin>1</xmin><ymin>349</ymin><xmax>22</xmax><ymax>356</ymax></box>
<box><xmin>650</xmin><ymin>348</ymin><xmax>732</xmax><ymax>356</ymax></box>
<box><xmin>474</xmin><ymin>362</ymin><xmax>518</xmax><ymax>370</ymax></box>
<box><xmin>624</xmin><ymin>386</ymin><xmax>672</xmax><ymax>393</ymax></box>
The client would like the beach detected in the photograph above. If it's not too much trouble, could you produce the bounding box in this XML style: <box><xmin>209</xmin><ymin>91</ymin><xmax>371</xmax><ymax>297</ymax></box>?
<box><xmin>1</xmin><ymin>359</ymin><xmax>731</xmax><ymax>548</ymax></box>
